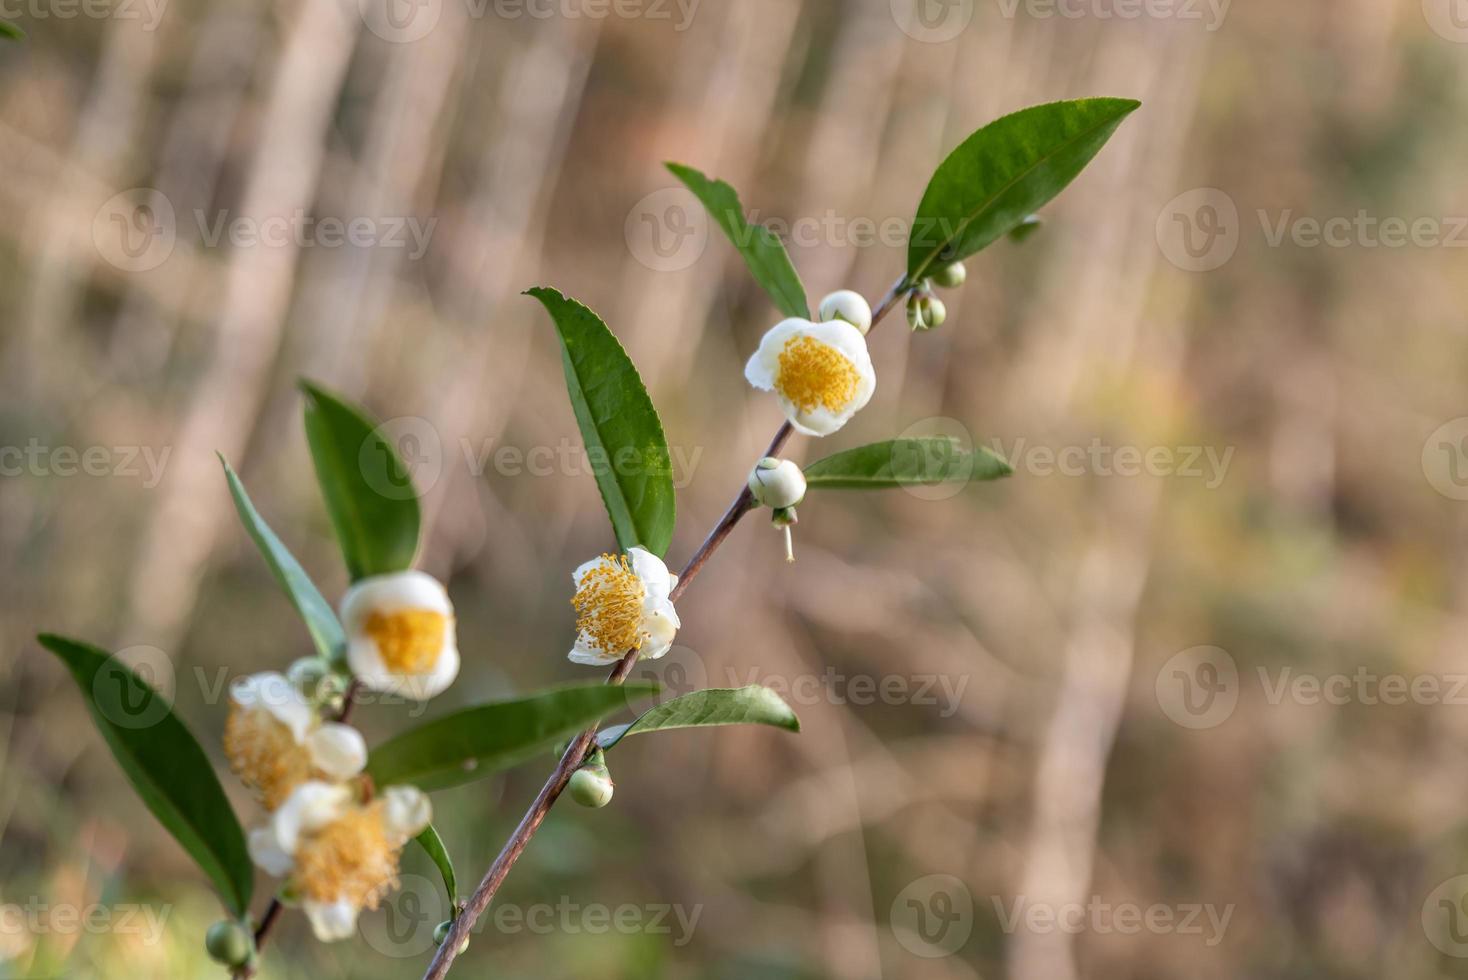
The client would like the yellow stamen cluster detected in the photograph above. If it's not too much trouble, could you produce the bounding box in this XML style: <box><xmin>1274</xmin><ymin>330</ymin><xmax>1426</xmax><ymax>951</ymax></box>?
<box><xmin>223</xmin><ymin>706</ymin><xmax>311</xmax><ymax>810</ymax></box>
<box><xmin>571</xmin><ymin>554</ymin><xmax>648</xmax><ymax>654</ymax></box>
<box><xmin>364</xmin><ymin>609</ymin><xmax>447</xmax><ymax>673</ymax></box>
<box><xmin>294</xmin><ymin>802</ymin><xmax>400</xmax><ymax>910</ymax></box>
<box><xmin>776</xmin><ymin>335</ymin><xmax>859</xmax><ymax>413</ymax></box>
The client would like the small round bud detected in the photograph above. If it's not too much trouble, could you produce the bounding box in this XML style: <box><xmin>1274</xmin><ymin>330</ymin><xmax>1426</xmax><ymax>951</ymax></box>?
<box><xmin>434</xmin><ymin>920</ymin><xmax>470</xmax><ymax>954</ymax></box>
<box><xmin>568</xmin><ymin>764</ymin><xmax>615</xmax><ymax>808</ymax></box>
<box><xmin>205</xmin><ymin>920</ymin><xmax>252</xmax><ymax>968</ymax></box>
<box><xmin>932</xmin><ymin>261</ymin><xmax>967</xmax><ymax>288</ymax></box>
<box><xmin>748</xmin><ymin>458</ymin><xmax>806</xmax><ymax>510</ymax></box>
<box><xmin>817</xmin><ymin>289</ymin><xmax>872</xmax><ymax>335</ymax></box>
<box><xmin>925</xmin><ymin>296</ymin><xmax>947</xmax><ymax>328</ymax></box>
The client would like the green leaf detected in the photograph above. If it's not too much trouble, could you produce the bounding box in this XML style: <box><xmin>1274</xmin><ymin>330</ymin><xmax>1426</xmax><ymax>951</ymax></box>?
<box><xmin>803</xmin><ymin>437</ymin><xmax>1012</xmax><ymax>489</ymax></box>
<box><xmin>0</xmin><ymin>20</ymin><xmax>24</xmax><ymax>39</ymax></box>
<box><xmin>666</xmin><ymin>162</ymin><xmax>809</xmax><ymax>319</ymax></box>
<box><xmin>366</xmin><ymin>682</ymin><xmax>660</xmax><ymax>791</ymax></box>
<box><xmin>300</xmin><ymin>380</ymin><xmax>421</xmax><ymax>581</ymax></box>
<box><xmin>413</xmin><ymin>825</ymin><xmax>457</xmax><ymax>908</ymax></box>
<box><xmin>597</xmin><ymin>685</ymin><xmax>800</xmax><ymax>751</ymax></box>
<box><xmin>1007</xmin><ymin>214</ymin><xmax>1044</xmax><ymax>244</ymax></box>
<box><xmin>220</xmin><ymin>455</ymin><xmax>346</xmax><ymax>663</ymax></box>
<box><xmin>907</xmin><ymin>98</ymin><xmax>1140</xmax><ymax>283</ymax></box>
<box><xmin>37</xmin><ymin>634</ymin><xmax>253</xmax><ymax>917</ymax></box>
<box><xmin>526</xmin><ymin>288</ymin><xmax>676</xmax><ymax>556</ymax></box>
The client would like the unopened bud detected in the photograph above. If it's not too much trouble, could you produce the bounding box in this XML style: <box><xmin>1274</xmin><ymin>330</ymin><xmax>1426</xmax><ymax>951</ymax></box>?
<box><xmin>748</xmin><ymin>457</ymin><xmax>806</xmax><ymax>510</ymax></box>
<box><xmin>907</xmin><ymin>293</ymin><xmax>946</xmax><ymax>332</ymax></box>
<box><xmin>434</xmin><ymin>919</ymin><xmax>470</xmax><ymax>954</ymax></box>
<box><xmin>568</xmin><ymin>763</ymin><xmax>615</xmax><ymax>808</ymax></box>
<box><xmin>817</xmin><ymin>289</ymin><xmax>872</xmax><ymax>334</ymax></box>
<box><xmin>205</xmin><ymin>920</ymin><xmax>252</xmax><ymax>968</ymax></box>
<box><xmin>932</xmin><ymin>261</ymin><xmax>967</xmax><ymax>288</ymax></box>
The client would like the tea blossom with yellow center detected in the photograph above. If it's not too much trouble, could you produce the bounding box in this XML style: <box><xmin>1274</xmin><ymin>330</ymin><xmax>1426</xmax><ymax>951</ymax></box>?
<box><xmin>340</xmin><ymin>570</ymin><xmax>459</xmax><ymax>701</ymax></box>
<box><xmin>744</xmin><ymin>317</ymin><xmax>876</xmax><ymax>436</ymax></box>
<box><xmin>568</xmin><ymin>546</ymin><xmax>679</xmax><ymax>666</ymax></box>
<box><xmin>248</xmin><ymin>781</ymin><xmax>432</xmax><ymax>942</ymax></box>
<box><xmin>223</xmin><ymin>672</ymin><xmax>367</xmax><ymax>811</ymax></box>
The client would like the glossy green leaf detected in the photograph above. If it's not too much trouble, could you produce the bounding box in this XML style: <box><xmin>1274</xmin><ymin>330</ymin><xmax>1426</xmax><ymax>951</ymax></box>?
<box><xmin>300</xmin><ymin>380</ymin><xmax>421</xmax><ymax>581</ymax></box>
<box><xmin>0</xmin><ymin>20</ymin><xmax>23</xmax><ymax>39</ymax></box>
<box><xmin>413</xmin><ymin>825</ymin><xmax>457</xmax><ymax>908</ymax></box>
<box><xmin>1007</xmin><ymin>214</ymin><xmax>1044</xmax><ymax>244</ymax></box>
<box><xmin>666</xmin><ymin>162</ymin><xmax>809</xmax><ymax>319</ymax></box>
<box><xmin>526</xmin><ymin>287</ymin><xmax>675</xmax><ymax>556</ymax></box>
<box><xmin>367</xmin><ymin>682</ymin><xmax>659</xmax><ymax>791</ymax></box>
<box><xmin>37</xmin><ymin>634</ymin><xmax>253</xmax><ymax>916</ymax></box>
<box><xmin>803</xmin><ymin>437</ymin><xmax>1012</xmax><ymax>489</ymax></box>
<box><xmin>220</xmin><ymin>456</ymin><xmax>346</xmax><ymax>663</ymax></box>
<box><xmin>907</xmin><ymin>98</ymin><xmax>1140</xmax><ymax>282</ymax></box>
<box><xmin>597</xmin><ymin>685</ymin><xmax>800</xmax><ymax>751</ymax></box>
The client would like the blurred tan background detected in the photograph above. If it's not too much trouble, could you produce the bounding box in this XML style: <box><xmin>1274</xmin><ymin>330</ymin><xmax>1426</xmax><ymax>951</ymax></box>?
<box><xmin>6</xmin><ymin>0</ymin><xmax>1468</xmax><ymax>977</ymax></box>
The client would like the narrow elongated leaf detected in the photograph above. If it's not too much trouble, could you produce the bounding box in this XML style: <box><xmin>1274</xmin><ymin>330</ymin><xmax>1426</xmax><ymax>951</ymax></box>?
<box><xmin>413</xmin><ymin>826</ymin><xmax>457</xmax><ymax>907</ymax></box>
<box><xmin>803</xmin><ymin>437</ymin><xmax>1012</xmax><ymax>489</ymax></box>
<box><xmin>526</xmin><ymin>288</ymin><xmax>675</xmax><ymax>556</ymax></box>
<box><xmin>666</xmin><ymin>163</ymin><xmax>809</xmax><ymax>319</ymax></box>
<box><xmin>367</xmin><ymin>682</ymin><xmax>659</xmax><ymax>791</ymax></box>
<box><xmin>38</xmin><ymin>634</ymin><xmax>253</xmax><ymax>916</ymax></box>
<box><xmin>300</xmin><ymin>380</ymin><xmax>421</xmax><ymax>581</ymax></box>
<box><xmin>597</xmin><ymin>685</ymin><xmax>800</xmax><ymax>751</ymax></box>
<box><xmin>907</xmin><ymin>98</ymin><xmax>1140</xmax><ymax>282</ymax></box>
<box><xmin>220</xmin><ymin>456</ymin><xmax>346</xmax><ymax>662</ymax></box>
<box><xmin>0</xmin><ymin>20</ymin><xmax>24</xmax><ymax>39</ymax></box>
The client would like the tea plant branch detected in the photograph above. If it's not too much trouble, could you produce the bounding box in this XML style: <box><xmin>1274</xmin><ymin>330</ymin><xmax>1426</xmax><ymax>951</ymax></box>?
<box><xmin>420</xmin><ymin>276</ymin><xmax>909</xmax><ymax>980</ymax></box>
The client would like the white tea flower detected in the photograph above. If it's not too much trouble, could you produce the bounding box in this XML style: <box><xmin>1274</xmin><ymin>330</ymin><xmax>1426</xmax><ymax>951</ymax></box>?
<box><xmin>568</xmin><ymin>547</ymin><xmax>679</xmax><ymax>666</ymax></box>
<box><xmin>340</xmin><ymin>570</ymin><xmax>459</xmax><ymax>701</ymax></box>
<box><xmin>224</xmin><ymin>672</ymin><xmax>367</xmax><ymax>810</ymax></box>
<box><xmin>744</xmin><ymin>317</ymin><xmax>875</xmax><ymax>436</ymax></box>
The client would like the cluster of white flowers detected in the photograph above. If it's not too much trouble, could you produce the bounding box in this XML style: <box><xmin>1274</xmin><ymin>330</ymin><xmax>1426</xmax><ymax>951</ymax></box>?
<box><xmin>225</xmin><ymin>570</ymin><xmax>457</xmax><ymax>942</ymax></box>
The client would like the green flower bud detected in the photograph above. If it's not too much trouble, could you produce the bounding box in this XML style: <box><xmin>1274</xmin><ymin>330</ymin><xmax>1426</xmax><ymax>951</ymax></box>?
<box><xmin>906</xmin><ymin>293</ymin><xmax>928</xmax><ymax>331</ymax></box>
<box><xmin>205</xmin><ymin>920</ymin><xmax>252</xmax><ymax>968</ymax></box>
<box><xmin>434</xmin><ymin>919</ymin><xmax>470</xmax><ymax>954</ymax></box>
<box><xmin>568</xmin><ymin>763</ymin><xmax>615</xmax><ymax>808</ymax></box>
<box><xmin>932</xmin><ymin>260</ymin><xmax>967</xmax><ymax>288</ymax></box>
<box><xmin>925</xmin><ymin>296</ymin><xmax>947</xmax><ymax>328</ymax></box>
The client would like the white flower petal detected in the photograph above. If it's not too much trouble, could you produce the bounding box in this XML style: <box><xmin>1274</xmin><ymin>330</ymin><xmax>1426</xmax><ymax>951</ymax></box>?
<box><xmin>341</xmin><ymin>570</ymin><xmax>457</xmax><ymax>701</ymax></box>
<box><xmin>568</xmin><ymin>637</ymin><xmax>620</xmax><ymax>666</ymax></box>
<box><xmin>414</xmin><ymin>642</ymin><xmax>460</xmax><ymax>700</ymax></box>
<box><xmin>572</xmin><ymin>555</ymin><xmax>614</xmax><ymax>587</ymax></box>
<box><xmin>306</xmin><ymin>723</ymin><xmax>368</xmax><ymax>781</ymax></box>
<box><xmin>304</xmin><ymin>899</ymin><xmax>359</xmax><ymax>942</ymax></box>
<box><xmin>380</xmin><ymin>786</ymin><xmax>433</xmax><ymax>841</ymax></box>
<box><xmin>340</xmin><ymin>570</ymin><xmax>452</xmax><ymax>632</ymax></box>
<box><xmin>627</xmin><ymin>546</ymin><xmax>673</xmax><ymax>601</ymax></box>
<box><xmin>744</xmin><ymin>318</ymin><xmax>805</xmax><ymax>391</ymax></box>
<box><xmin>272</xmin><ymin>781</ymin><xmax>351</xmax><ymax>855</ymax></box>
<box><xmin>248</xmin><ymin>826</ymin><xmax>295</xmax><ymax>877</ymax></box>
<box><xmin>818</xmin><ymin>290</ymin><xmax>872</xmax><ymax>333</ymax></box>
